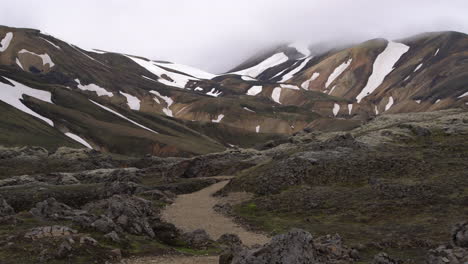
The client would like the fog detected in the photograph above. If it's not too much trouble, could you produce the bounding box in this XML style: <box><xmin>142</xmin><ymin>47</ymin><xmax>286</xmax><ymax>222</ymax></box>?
<box><xmin>1</xmin><ymin>0</ymin><xmax>468</xmax><ymax>73</ymax></box>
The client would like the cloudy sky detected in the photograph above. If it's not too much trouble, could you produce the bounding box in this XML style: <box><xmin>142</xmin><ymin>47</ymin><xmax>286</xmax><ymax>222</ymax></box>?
<box><xmin>1</xmin><ymin>0</ymin><xmax>468</xmax><ymax>73</ymax></box>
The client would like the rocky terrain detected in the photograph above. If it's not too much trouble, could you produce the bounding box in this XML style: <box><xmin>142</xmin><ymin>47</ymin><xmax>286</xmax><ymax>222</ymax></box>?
<box><xmin>0</xmin><ymin>24</ymin><xmax>468</xmax><ymax>263</ymax></box>
<box><xmin>0</xmin><ymin>108</ymin><xmax>465</xmax><ymax>263</ymax></box>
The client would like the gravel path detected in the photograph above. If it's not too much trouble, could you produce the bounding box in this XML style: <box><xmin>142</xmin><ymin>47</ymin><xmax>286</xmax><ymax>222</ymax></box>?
<box><xmin>125</xmin><ymin>180</ymin><xmax>269</xmax><ymax>264</ymax></box>
<box><xmin>162</xmin><ymin>180</ymin><xmax>269</xmax><ymax>246</ymax></box>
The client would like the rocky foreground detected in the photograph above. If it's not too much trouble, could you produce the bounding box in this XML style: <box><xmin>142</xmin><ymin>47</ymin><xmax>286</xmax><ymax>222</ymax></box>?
<box><xmin>0</xmin><ymin>109</ymin><xmax>467</xmax><ymax>263</ymax></box>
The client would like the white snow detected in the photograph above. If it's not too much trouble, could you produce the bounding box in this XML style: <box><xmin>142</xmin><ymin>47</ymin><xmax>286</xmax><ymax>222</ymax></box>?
<box><xmin>301</xmin><ymin>72</ymin><xmax>320</xmax><ymax>90</ymax></box>
<box><xmin>414</xmin><ymin>63</ymin><xmax>423</xmax><ymax>72</ymax></box>
<box><xmin>120</xmin><ymin>91</ymin><xmax>140</xmax><ymax>110</ymax></box>
<box><xmin>457</xmin><ymin>91</ymin><xmax>468</xmax><ymax>98</ymax></box>
<box><xmin>385</xmin><ymin>96</ymin><xmax>394</xmax><ymax>111</ymax></box>
<box><xmin>415</xmin><ymin>100</ymin><xmax>421</xmax><ymax>104</ymax></box>
<box><xmin>142</xmin><ymin>75</ymin><xmax>158</xmax><ymax>83</ymax></box>
<box><xmin>375</xmin><ymin>105</ymin><xmax>379</xmax><ymax>115</ymax></box>
<box><xmin>90</xmin><ymin>100</ymin><xmax>158</xmax><ymax>134</ymax></box>
<box><xmin>231</xmin><ymin>52</ymin><xmax>289</xmax><ymax>78</ymax></box>
<box><xmin>153</xmin><ymin>62</ymin><xmax>216</xmax><ymax>79</ymax></box>
<box><xmin>356</xmin><ymin>41</ymin><xmax>409</xmax><ymax>103</ymax></box>
<box><xmin>150</xmin><ymin>91</ymin><xmax>173</xmax><ymax>117</ymax></box>
<box><xmin>325</xmin><ymin>58</ymin><xmax>352</xmax><ymax>88</ymax></box>
<box><xmin>403</xmin><ymin>76</ymin><xmax>411</xmax><ymax>82</ymax></box>
<box><xmin>271</xmin><ymin>87</ymin><xmax>282</xmax><ymax>104</ymax></box>
<box><xmin>255</xmin><ymin>125</ymin><xmax>260</xmax><ymax>133</ymax></box>
<box><xmin>333</xmin><ymin>103</ymin><xmax>340</xmax><ymax>117</ymax></box>
<box><xmin>212</xmin><ymin>114</ymin><xmax>224</xmax><ymax>123</ymax></box>
<box><xmin>126</xmin><ymin>55</ymin><xmax>197</xmax><ymax>89</ymax></box>
<box><xmin>435</xmin><ymin>99</ymin><xmax>441</xmax><ymax>104</ymax></box>
<box><xmin>246</xmin><ymin>86</ymin><xmax>262</xmax><ymax>96</ymax></box>
<box><xmin>328</xmin><ymin>85</ymin><xmax>337</xmax><ymax>95</ymax></box>
<box><xmin>70</xmin><ymin>45</ymin><xmax>109</xmax><ymax>68</ymax></box>
<box><xmin>16</xmin><ymin>58</ymin><xmax>24</xmax><ymax>70</ymax></box>
<box><xmin>348</xmin><ymin>104</ymin><xmax>353</xmax><ymax>115</ymax></box>
<box><xmin>75</xmin><ymin>79</ymin><xmax>113</xmax><ymax>97</ymax></box>
<box><xmin>18</xmin><ymin>49</ymin><xmax>55</xmax><ymax>68</ymax></box>
<box><xmin>0</xmin><ymin>32</ymin><xmax>13</xmax><ymax>52</ymax></box>
<box><xmin>65</xmin><ymin>132</ymin><xmax>92</xmax><ymax>149</ymax></box>
<box><xmin>279</xmin><ymin>57</ymin><xmax>313</xmax><ymax>82</ymax></box>
<box><xmin>39</xmin><ymin>37</ymin><xmax>61</xmax><ymax>50</ymax></box>
<box><xmin>243</xmin><ymin>107</ymin><xmax>255</xmax><ymax>113</ymax></box>
<box><xmin>288</xmin><ymin>42</ymin><xmax>311</xmax><ymax>57</ymax></box>
<box><xmin>0</xmin><ymin>78</ymin><xmax>54</xmax><ymax>126</ymax></box>
<box><xmin>280</xmin><ymin>84</ymin><xmax>300</xmax><ymax>90</ymax></box>
<box><xmin>241</xmin><ymin>76</ymin><xmax>256</xmax><ymax>81</ymax></box>
<box><xmin>194</xmin><ymin>87</ymin><xmax>204</xmax><ymax>91</ymax></box>
<box><xmin>206</xmin><ymin>88</ymin><xmax>222</xmax><ymax>97</ymax></box>
<box><xmin>434</xmin><ymin>49</ymin><xmax>440</xmax><ymax>56</ymax></box>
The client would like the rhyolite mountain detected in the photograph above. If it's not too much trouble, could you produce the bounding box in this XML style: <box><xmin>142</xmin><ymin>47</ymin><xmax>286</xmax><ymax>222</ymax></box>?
<box><xmin>1</xmin><ymin>25</ymin><xmax>467</xmax><ymax>156</ymax></box>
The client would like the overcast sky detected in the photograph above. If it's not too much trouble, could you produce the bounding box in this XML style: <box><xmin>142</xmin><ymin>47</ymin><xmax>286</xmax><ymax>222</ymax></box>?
<box><xmin>1</xmin><ymin>0</ymin><xmax>468</xmax><ymax>73</ymax></box>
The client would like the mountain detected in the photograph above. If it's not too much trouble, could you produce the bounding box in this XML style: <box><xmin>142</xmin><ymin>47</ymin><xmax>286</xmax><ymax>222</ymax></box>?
<box><xmin>0</xmin><ymin>25</ymin><xmax>467</xmax><ymax>156</ymax></box>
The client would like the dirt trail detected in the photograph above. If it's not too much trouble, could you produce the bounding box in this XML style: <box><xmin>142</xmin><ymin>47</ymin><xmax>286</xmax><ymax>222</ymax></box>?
<box><xmin>161</xmin><ymin>180</ymin><xmax>269</xmax><ymax>246</ymax></box>
<box><xmin>124</xmin><ymin>179</ymin><xmax>269</xmax><ymax>264</ymax></box>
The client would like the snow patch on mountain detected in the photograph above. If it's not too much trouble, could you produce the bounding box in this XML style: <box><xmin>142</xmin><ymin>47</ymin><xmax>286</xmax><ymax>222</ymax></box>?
<box><xmin>280</xmin><ymin>84</ymin><xmax>299</xmax><ymax>90</ymax></box>
<box><xmin>0</xmin><ymin>32</ymin><xmax>13</xmax><ymax>52</ymax></box>
<box><xmin>356</xmin><ymin>41</ymin><xmax>409</xmax><ymax>103</ymax></box>
<box><xmin>241</xmin><ymin>76</ymin><xmax>257</xmax><ymax>81</ymax></box>
<box><xmin>150</xmin><ymin>91</ymin><xmax>173</xmax><ymax>117</ymax></box>
<box><xmin>328</xmin><ymin>85</ymin><xmax>337</xmax><ymax>95</ymax></box>
<box><xmin>39</xmin><ymin>37</ymin><xmax>61</xmax><ymax>50</ymax></box>
<box><xmin>385</xmin><ymin>96</ymin><xmax>394</xmax><ymax>111</ymax></box>
<box><xmin>69</xmin><ymin>45</ymin><xmax>109</xmax><ymax>68</ymax></box>
<box><xmin>247</xmin><ymin>86</ymin><xmax>262</xmax><ymax>96</ymax></box>
<box><xmin>414</xmin><ymin>63</ymin><xmax>423</xmax><ymax>72</ymax></box>
<box><xmin>256</xmin><ymin>125</ymin><xmax>260</xmax><ymax>133</ymax></box>
<box><xmin>325</xmin><ymin>58</ymin><xmax>352</xmax><ymax>88</ymax></box>
<box><xmin>120</xmin><ymin>92</ymin><xmax>141</xmax><ymax>111</ymax></box>
<box><xmin>16</xmin><ymin>58</ymin><xmax>23</xmax><ymax>70</ymax></box>
<box><xmin>301</xmin><ymin>72</ymin><xmax>320</xmax><ymax>90</ymax></box>
<box><xmin>127</xmin><ymin>55</ymin><xmax>196</xmax><ymax>89</ymax></box>
<box><xmin>333</xmin><ymin>103</ymin><xmax>340</xmax><ymax>116</ymax></box>
<box><xmin>434</xmin><ymin>48</ymin><xmax>440</xmax><ymax>56</ymax></box>
<box><xmin>375</xmin><ymin>105</ymin><xmax>379</xmax><ymax>115</ymax></box>
<box><xmin>75</xmin><ymin>79</ymin><xmax>113</xmax><ymax>97</ymax></box>
<box><xmin>194</xmin><ymin>87</ymin><xmax>203</xmax><ymax>91</ymax></box>
<box><xmin>154</xmin><ymin>62</ymin><xmax>216</xmax><ymax>79</ymax></box>
<box><xmin>212</xmin><ymin>114</ymin><xmax>224</xmax><ymax>123</ymax></box>
<box><xmin>457</xmin><ymin>91</ymin><xmax>468</xmax><ymax>98</ymax></box>
<box><xmin>65</xmin><ymin>132</ymin><xmax>92</xmax><ymax>149</ymax></box>
<box><xmin>206</xmin><ymin>88</ymin><xmax>222</xmax><ymax>97</ymax></box>
<box><xmin>90</xmin><ymin>100</ymin><xmax>158</xmax><ymax>134</ymax></box>
<box><xmin>0</xmin><ymin>78</ymin><xmax>54</xmax><ymax>126</ymax></box>
<box><xmin>279</xmin><ymin>57</ymin><xmax>313</xmax><ymax>82</ymax></box>
<box><xmin>288</xmin><ymin>42</ymin><xmax>311</xmax><ymax>57</ymax></box>
<box><xmin>348</xmin><ymin>104</ymin><xmax>353</xmax><ymax>115</ymax></box>
<box><xmin>243</xmin><ymin>107</ymin><xmax>255</xmax><ymax>113</ymax></box>
<box><xmin>271</xmin><ymin>87</ymin><xmax>282</xmax><ymax>104</ymax></box>
<box><xmin>232</xmin><ymin>52</ymin><xmax>289</xmax><ymax>78</ymax></box>
<box><xmin>18</xmin><ymin>49</ymin><xmax>55</xmax><ymax>68</ymax></box>
<box><xmin>415</xmin><ymin>100</ymin><xmax>421</xmax><ymax>104</ymax></box>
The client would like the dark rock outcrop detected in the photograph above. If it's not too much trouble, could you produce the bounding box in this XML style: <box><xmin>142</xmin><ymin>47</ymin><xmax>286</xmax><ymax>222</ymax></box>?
<box><xmin>220</xmin><ymin>229</ymin><xmax>355</xmax><ymax>264</ymax></box>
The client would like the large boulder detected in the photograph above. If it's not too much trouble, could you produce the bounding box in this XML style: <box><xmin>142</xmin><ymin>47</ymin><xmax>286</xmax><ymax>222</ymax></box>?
<box><xmin>452</xmin><ymin>222</ymin><xmax>468</xmax><ymax>248</ymax></box>
<box><xmin>84</xmin><ymin>195</ymin><xmax>156</xmax><ymax>237</ymax></box>
<box><xmin>221</xmin><ymin>229</ymin><xmax>355</xmax><ymax>264</ymax></box>
<box><xmin>30</xmin><ymin>198</ymin><xmax>86</xmax><ymax>220</ymax></box>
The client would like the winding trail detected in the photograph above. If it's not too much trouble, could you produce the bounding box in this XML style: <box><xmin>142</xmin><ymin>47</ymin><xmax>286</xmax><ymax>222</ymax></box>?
<box><xmin>125</xmin><ymin>179</ymin><xmax>269</xmax><ymax>264</ymax></box>
<box><xmin>162</xmin><ymin>180</ymin><xmax>269</xmax><ymax>246</ymax></box>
